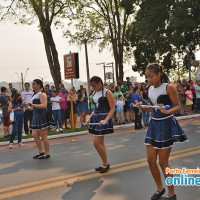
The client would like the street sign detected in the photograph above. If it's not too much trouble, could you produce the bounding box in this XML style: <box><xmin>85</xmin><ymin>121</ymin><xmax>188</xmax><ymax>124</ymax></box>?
<box><xmin>64</xmin><ymin>53</ymin><xmax>79</xmax><ymax>79</ymax></box>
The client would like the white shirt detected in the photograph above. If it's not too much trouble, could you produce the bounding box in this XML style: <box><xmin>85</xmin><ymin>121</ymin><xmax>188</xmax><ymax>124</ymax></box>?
<box><xmin>50</xmin><ymin>96</ymin><xmax>61</xmax><ymax>110</ymax></box>
<box><xmin>116</xmin><ymin>100</ymin><xmax>124</xmax><ymax>112</ymax></box>
<box><xmin>22</xmin><ymin>90</ymin><xmax>34</xmax><ymax>103</ymax></box>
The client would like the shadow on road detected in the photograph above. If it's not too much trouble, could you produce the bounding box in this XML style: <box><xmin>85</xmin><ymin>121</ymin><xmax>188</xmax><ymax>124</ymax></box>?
<box><xmin>62</xmin><ymin>178</ymin><xmax>103</xmax><ymax>200</ymax></box>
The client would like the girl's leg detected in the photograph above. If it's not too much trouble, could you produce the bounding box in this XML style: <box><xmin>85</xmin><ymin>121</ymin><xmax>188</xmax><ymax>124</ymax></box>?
<box><xmin>93</xmin><ymin>136</ymin><xmax>109</xmax><ymax>168</ymax></box>
<box><xmin>146</xmin><ymin>145</ymin><xmax>164</xmax><ymax>192</ymax></box>
<box><xmin>80</xmin><ymin>112</ymin><xmax>83</xmax><ymax>123</ymax></box>
<box><xmin>32</xmin><ymin>130</ymin><xmax>43</xmax><ymax>153</ymax></box>
<box><xmin>39</xmin><ymin>128</ymin><xmax>50</xmax><ymax>155</ymax></box>
<box><xmin>158</xmin><ymin>148</ymin><xmax>175</xmax><ymax>196</ymax></box>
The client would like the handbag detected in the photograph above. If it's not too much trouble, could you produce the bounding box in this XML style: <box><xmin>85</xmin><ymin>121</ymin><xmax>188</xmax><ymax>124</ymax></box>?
<box><xmin>9</xmin><ymin>111</ymin><xmax>16</xmax><ymax>124</ymax></box>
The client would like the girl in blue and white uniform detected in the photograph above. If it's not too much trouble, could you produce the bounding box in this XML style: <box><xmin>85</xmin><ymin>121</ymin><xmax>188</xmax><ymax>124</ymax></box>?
<box><xmin>85</xmin><ymin>76</ymin><xmax>115</xmax><ymax>173</ymax></box>
<box><xmin>137</xmin><ymin>63</ymin><xmax>188</xmax><ymax>200</ymax></box>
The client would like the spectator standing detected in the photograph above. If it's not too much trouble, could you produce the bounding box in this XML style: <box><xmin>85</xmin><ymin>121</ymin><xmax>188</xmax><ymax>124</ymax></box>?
<box><xmin>116</xmin><ymin>95</ymin><xmax>124</xmax><ymax>125</ymax></box>
<box><xmin>114</xmin><ymin>86</ymin><xmax>124</xmax><ymax>99</ymax></box>
<box><xmin>188</xmin><ymin>80</ymin><xmax>196</xmax><ymax>111</ymax></box>
<box><xmin>124</xmin><ymin>85</ymin><xmax>133</xmax><ymax>123</ymax></box>
<box><xmin>59</xmin><ymin>87</ymin><xmax>70</xmax><ymax>129</ymax></box>
<box><xmin>141</xmin><ymin>83</ymin><xmax>150</xmax><ymax>126</ymax></box>
<box><xmin>44</xmin><ymin>84</ymin><xmax>54</xmax><ymax>129</ymax></box>
<box><xmin>126</xmin><ymin>77</ymin><xmax>132</xmax><ymax>88</ymax></box>
<box><xmin>9</xmin><ymin>93</ymin><xmax>24</xmax><ymax>148</ymax></box>
<box><xmin>132</xmin><ymin>86</ymin><xmax>143</xmax><ymax>129</ymax></box>
<box><xmin>67</xmin><ymin>89</ymin><xmax>78</xmax><ymax>128</ymax></box>
<box><xmin>185</xmin><ymin>85</ymin><xmax>193</xmax><ymax>115</ymax></box>
<box><xmin>194</xmin><ymin>80</ymin><xmax>200</xmax><ymax>112</ymax></box>
<box><xmin>7</xmin><ymin>83</ymin><xmax>13</xmax><ymax>97</ymax></box>
<box><xmin>121</xmin><ymin>82</ymin><xmax>129</xmax><ymax>123</ymax></box>
<box><xmin>128</xmin><ymin>86</ymin><xmax>135</xmax><ymax>122</ymax></box>
<box><xmin>78</xmin><ymin>88</ymin><xmax>88</xmax><ymax>124</ymax></box>
<box><xmin>21</xmin><ymin>83</ymin><xmax>34</xmax><ymax>134</ymax></box>
<box><xmin>176</xmin><ymin>80</ymin><xmax>185</xmax><ymax>115</ymax></box>
<box><xmin>50</xmin><ymin>90</ymin><xmax>63</xmax><ymax>132</ymax></box>
<box><xmin>109</xmin><ymin>83</ymin><xmax>115</xmax><ymax>93</ymax></box>
<box><xmin>0</xmin><ymin>87</ymin><xmax>11</xmax><ymax>137</ymax></box>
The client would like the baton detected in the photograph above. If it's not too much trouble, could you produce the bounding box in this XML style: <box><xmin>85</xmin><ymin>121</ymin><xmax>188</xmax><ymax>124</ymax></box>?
<box><xmin>130</xmin><ymin>103</ymin><xmax>170</xmax><ymax>110</ymax></box>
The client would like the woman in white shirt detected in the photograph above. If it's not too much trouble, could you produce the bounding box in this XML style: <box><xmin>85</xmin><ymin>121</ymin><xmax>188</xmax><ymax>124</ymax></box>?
<box><xmin>50</xmin><ymin>90</ymin><xmax>65</xmax><ymax>132</ymax></box>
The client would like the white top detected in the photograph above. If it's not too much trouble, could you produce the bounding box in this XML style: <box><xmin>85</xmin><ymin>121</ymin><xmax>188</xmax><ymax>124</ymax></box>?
<box><xmin>22</xmin><ymin>90</ymin><xmax>34</xmax><ymax>103</ymax></box>
<box><xmin>50</xmin><ymin>96</ymin><xmax>61</xmax><ymax>110</ymax></box>
<box><xmin>32</xmin><ymin>91</ymin><xmax>41</xmax><ymax>102</ymax></box>
<box><xmin>116</xmin><ymin>100</ymin><xmax>124</xmax><ymax>112</ymax></box>
<box><xmin>92</xmin><ymin>88</ymin><xmax>108</xmax><ymax>108</ymax></box>
<box><xmin>148</xmin><ymin>83</ymin><xmax>168</xmax><ymax>106</ymax></box>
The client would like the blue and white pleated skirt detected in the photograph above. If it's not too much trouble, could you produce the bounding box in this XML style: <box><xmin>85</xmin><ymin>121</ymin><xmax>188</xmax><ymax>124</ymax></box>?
<box><xmin>145</xmin><ymin>116</ymin><xmax>188</xmax><ymax>149</ymax></box>
<box><xmin>88</xmin><ymin>113</ymin><xmax>114</xmax><ymax>136</ymax></box>
<box><xmin>30</xmin><ymin>110</ymin><xmax>49</xmax><ymax>130</ymax></box>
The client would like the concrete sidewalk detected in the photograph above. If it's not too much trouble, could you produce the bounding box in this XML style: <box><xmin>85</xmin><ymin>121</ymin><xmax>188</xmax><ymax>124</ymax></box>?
<box><xmin>0</xmin><ymin>114</ymin><xmax>200</xmax><ymax>146</ymax></box>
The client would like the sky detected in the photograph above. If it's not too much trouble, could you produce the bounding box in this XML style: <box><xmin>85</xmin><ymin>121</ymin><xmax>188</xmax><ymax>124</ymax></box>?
<box><xmin>0</xmin><ymin>22</ymin><xmax>144</xmax><ymax>85</ymax></box>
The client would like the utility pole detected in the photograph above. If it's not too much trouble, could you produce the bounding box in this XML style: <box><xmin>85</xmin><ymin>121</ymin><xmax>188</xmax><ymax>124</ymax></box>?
<box><xmin>21</xmin><ymin>73</ymin><xmax>24</xmax><ymax>90</ymax></box>
<box><xmin>15</xmin><ymin>67</ymin><xmax>29</xmax><ymax>91</ymax></box>
<box><xmin>84</xmin><ymin>39</ymin><xmax>91</xmax><ymax>94</ymax></box>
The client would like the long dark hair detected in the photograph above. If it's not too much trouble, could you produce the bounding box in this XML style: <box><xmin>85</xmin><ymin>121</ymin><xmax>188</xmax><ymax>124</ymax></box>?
<box><xmin>90</xmin><ymin>76</ymin><xmax>104</xmax><ymax>96</ymax></box>
<box><xmin>146</xmin><ymin>63</ymin><xmax>169</xmax><ymax>83</ymax></box>
<box><xmin>12</xmin><ymin>93</ymin><xmax>21</xmax><ymax>104</ymax></box>
<box><xmin>33</xmin><ymin>79</ymin><xmax>43</xmax><ymax>89</ymax></box>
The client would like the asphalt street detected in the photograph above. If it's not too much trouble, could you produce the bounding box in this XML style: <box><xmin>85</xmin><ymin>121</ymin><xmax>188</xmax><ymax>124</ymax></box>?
<box><xmin>0</xmin><ymin>119</ymin><xmax>200</xmax><ymax>200</ymax></box>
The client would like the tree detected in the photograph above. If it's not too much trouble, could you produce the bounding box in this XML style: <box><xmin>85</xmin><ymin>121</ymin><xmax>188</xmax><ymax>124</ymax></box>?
<box><xmin>65</xmin><ymin>0</ymin><xmax>137</xmax><ymax>84</ymax></box>
<box><xmin>127</xmin><ymin>0</ymin><xmax>200</xmax><ymax>76</ymax></box>
<box><xmin>0</xmin><ymin>0</ymin><xmax>74</xmax><ymax>90</ymax></box>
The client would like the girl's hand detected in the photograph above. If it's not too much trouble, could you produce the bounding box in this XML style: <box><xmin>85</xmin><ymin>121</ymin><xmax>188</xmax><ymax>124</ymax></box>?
<box><xmin>158</xmin><ymin>104</ymin><xmax>169</xmax><ymax>114</ymax></box>
<box><xmin>85</xmin><ymin>118</ymin><xmax>91</xmax><ymax>126</ymax></box>
<box><xmin>99</xmin><ymin>120</ymin><xmax>107</xmax><ymax>126</ymax></box>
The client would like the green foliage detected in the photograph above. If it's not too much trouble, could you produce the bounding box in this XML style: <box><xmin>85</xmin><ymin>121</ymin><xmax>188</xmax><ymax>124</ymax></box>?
<box><xmin>128</xmin><ymin>0</ymin><xmax>200</xmax><ymax>75</ymax></box>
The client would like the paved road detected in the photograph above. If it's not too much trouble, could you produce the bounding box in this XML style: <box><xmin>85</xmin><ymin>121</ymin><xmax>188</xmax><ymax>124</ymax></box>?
<box><xmin>0</xmin><ymin>119</ymin><xmax>200</xmax><ymax>200</ymax></box>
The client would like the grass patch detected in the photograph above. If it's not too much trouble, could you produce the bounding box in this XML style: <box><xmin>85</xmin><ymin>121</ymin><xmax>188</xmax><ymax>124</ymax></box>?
<box><xmin>0</xmin><ymin>128</ymin><xmax>86</xmax><ymax>142</ymax></box>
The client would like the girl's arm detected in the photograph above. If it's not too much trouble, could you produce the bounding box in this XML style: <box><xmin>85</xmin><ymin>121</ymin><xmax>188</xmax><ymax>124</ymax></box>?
<box><xmin>99</xmin><ymin>90</ymin><xmax>115</xmax><ymax>125</ymax></box>
<box><xmin>159</xmin><ymin>84</ymin><xmax>180</xmax><ymax>114</ymax></box>
<box><xmin>32</xmin><ymin>93</ymin><xmax>47</xmax><ymax>109</ymax></box>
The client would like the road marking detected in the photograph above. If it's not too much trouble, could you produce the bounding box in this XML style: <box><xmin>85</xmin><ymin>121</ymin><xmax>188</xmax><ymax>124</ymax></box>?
<box><xmin>0</xmin><ymin>147</ymin><xmax>200</xmax><ymax>199</ymax></box>
<box><xmin>0</xmin><ymin>145</ymin><xmax>199</xmax><ymax>194</ymax></box>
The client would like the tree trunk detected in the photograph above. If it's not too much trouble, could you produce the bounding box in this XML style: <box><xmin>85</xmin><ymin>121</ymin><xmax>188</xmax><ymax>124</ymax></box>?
<box><xmin>41</xmin><ymin>25</ymin><xmax>62</xmax><ymax>91</ymax></box>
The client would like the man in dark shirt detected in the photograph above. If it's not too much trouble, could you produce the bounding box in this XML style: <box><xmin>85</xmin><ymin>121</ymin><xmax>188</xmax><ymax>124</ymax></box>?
<box><xmin>0</xmin><ymin>87</ymin><xmax>12</xmax><ymax>137</ymax></box>
<box><xmin>126</xmin><ymin>77</ymin><xmax>132</xmax><ymax>88</ymax></box>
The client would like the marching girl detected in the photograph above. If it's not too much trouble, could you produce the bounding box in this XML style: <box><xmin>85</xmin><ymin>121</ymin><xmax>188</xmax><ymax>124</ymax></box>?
<box><xmin>137</xmin><ymin>63</ymin><xmax>188</xmax><ymax>200</ymax></box>
<box><xmin>31</xmin><ymin>79</ymin><xmax>50</xmax><ymax>159</ymax></box>
<box><xmin>85</xmin><ymin>76</ymin><xmax>115</xmax><ymax>173</ymax></box>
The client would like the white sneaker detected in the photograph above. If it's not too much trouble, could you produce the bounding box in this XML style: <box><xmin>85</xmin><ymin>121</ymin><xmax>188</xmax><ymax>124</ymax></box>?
<box><xmin>18</xmin><ymin>142</ymin><xmax>25</xmax><ymax>147</ymax></box>
<box><xmin>9</xmin><ymin>143</ymin><xmax>13</xmax><ymax>149</ymax></box>
<box><xmin>56</xmin><ymin>128</ymin><xmax>59</xmax><ymax>132</ymax></box>
<box><xmin>59</xmin><ymin>128</ymin><xmax>63</xmax><ymax>132</ymax></box>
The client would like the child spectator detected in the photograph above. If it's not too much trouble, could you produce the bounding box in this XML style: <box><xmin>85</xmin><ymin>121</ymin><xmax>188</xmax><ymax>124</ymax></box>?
<box><xmin>132</xmin><ymin>86</ymin><xmax>143</xmax><ymax>129</ymax></box>
<box><xmin>50</xmin><ymin>90</ymin><xmax>64</xmax><ymax>132</ymax></box>
<box><xmin>9</xmin><ymin>93</ymin><xmax>24</xmax><ymax>149</ymax></box>
<box><xmin>116</xmin><ymin>95</ymin><xmax>124</xmax><ymax>125</ymax></box>
<box><xmin>185</xmin><ymin>85</ymin><xmax>193</xmax><ymax>115</ymax></box>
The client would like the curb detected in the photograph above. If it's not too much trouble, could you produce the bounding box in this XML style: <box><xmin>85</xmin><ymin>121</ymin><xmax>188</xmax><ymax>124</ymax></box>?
<box><xmin>1</xmin><ymin>114</ymin><xmax>200</xmax><ymax>146</ymax></box>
